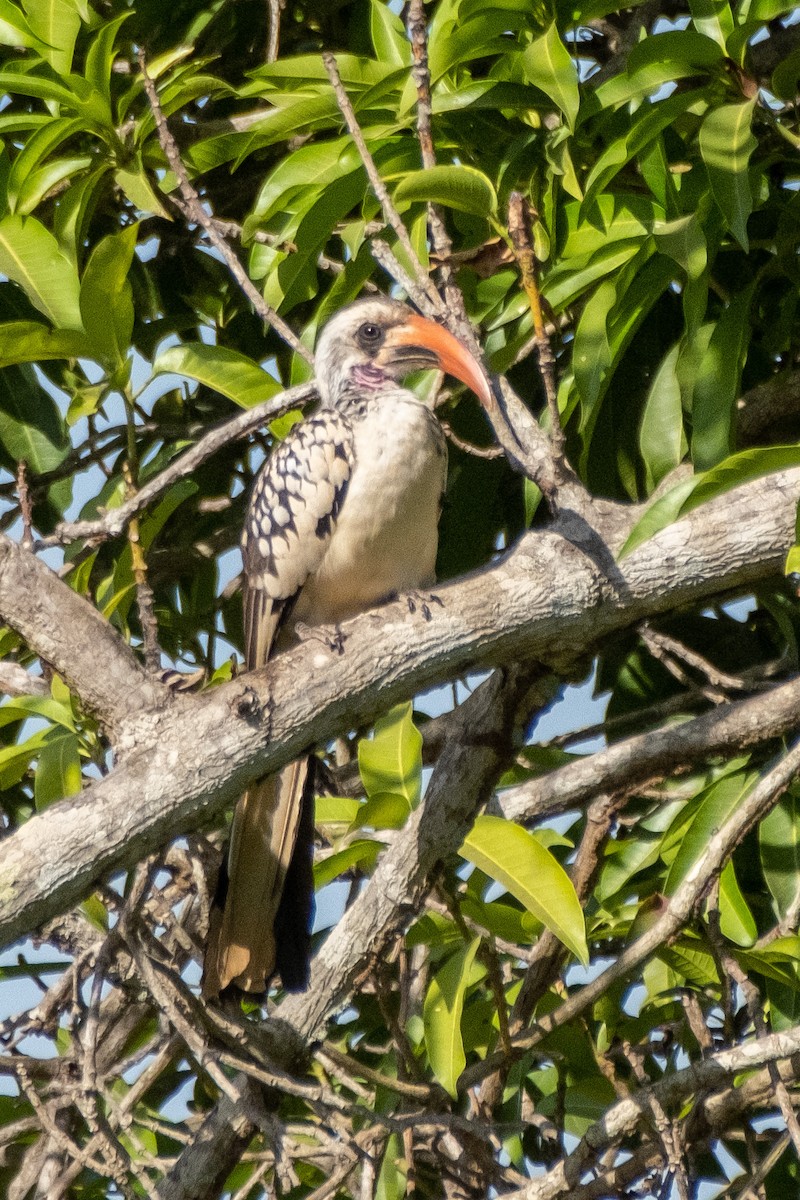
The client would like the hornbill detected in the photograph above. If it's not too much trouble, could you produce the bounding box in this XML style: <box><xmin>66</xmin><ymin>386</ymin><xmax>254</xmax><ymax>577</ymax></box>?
<box><xmin>202</xmin><ymin>296</ymin><xmax>491</xmax><ymax>997</ymax></box>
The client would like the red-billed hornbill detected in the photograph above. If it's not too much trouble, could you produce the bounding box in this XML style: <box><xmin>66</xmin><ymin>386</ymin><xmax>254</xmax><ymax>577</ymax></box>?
<box><xmin>202</xmin><ymin>296</ymin><xmax>491</xmax><ymax>997</ymax></box>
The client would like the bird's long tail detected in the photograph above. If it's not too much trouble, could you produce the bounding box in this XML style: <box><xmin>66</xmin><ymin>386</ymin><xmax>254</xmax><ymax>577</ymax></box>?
<box><xmin>202</xmin><ymin>759</ymin><xmax>315</xmax><ymax>997</ymax></box>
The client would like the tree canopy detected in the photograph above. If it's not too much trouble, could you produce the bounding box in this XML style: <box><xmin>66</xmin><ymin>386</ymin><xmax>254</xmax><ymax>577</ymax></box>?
<box><xmin>2</xmin><ymin>0</ymin><xmax>800</xmax><ymax>1196</ymax></box>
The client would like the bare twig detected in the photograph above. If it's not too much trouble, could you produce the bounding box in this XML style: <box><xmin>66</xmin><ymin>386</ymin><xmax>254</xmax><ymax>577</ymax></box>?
<box><xmin>507</xmin><ymin>193</ymin><xmax>564</xmax><ymax>455</ymax></box>
<box><xmin>640</xmin><ymin>623</ymin><xmax>759</xmax><ymax>696</ymax></box>
<box><xmin>464</xmin><ymin>737</ymin><xmax>800</xmax><ymax>1092</ymax></box>
<box><xmin>266</xmin><ymin>0</ymin><xmax>283</xmax><ymax>62</ymax></box>
<box><xmin>123</xmin><ymin>462</ymin><xmax>161</xmax><ymax>673</ymax></box>
<box><xmin>406</xmin><ymin>0</ymin><xmax>461</xmax><ymax>310</ymax></box>
<box><xmin>40</xmin><ymin>383</ymin><xmax>316</xmax><ymax>547</ymax></box>
<box><xmin>0</xmin><ymin>660</ymin><xmax>49</xmax><ymax>696</ymax></box>
<box><xmin>369</xmin><ymin>237</ymin><xmax>440</xmax><ymax>316</ymax></box>
<box><xmin>137</xmin><ymin>51</ymin><xmax>312</xmax><ymax>364</ymax></box>
<box><xmin>438</xmin><ymin>419</ymin><xmax>505</xmax><ymax>459</ymax></box>
<box><xmin>16</xmin><ymin>461</ymin><xmax>33</xmax><ymax>549</ymax></box>
<box><xmin>322</xmin><ymin>51</ymin><xmax>442</xmax><ymax>312</ymax></box>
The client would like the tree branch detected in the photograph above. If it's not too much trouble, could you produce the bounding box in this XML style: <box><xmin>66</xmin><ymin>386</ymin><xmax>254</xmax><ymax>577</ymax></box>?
<box><xmin>41</xmin><ymin>383</ymin><xmax>316</xmax><ymax>547</ymax></box>
<box><xmin>499</xmin><ymin>670</ymin><xmax>800</xmax><ymax>826</ymax></box>
<box><xmin>137</xmin><ymin>52</ymin><xmax>313</xmax><ymax>365</ymax></box>
<box><xmin>0</xmin><ymin>534</ymin><xmax>165</xmax><ymax>730</ymax></box>
<box><xmin>0</xmin><ymin>467</ymin><xmax>797</xmax><ymax>950</ymax></box>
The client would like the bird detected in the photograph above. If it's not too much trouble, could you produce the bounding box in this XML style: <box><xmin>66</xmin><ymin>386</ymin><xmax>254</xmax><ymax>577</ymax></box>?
<box><xmin>202</xmin><ymin>295</ymin><xmax>491</xmax><ymax>998</ymax></box>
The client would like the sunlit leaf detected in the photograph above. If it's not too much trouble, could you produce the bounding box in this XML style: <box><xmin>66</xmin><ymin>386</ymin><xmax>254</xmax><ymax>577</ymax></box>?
<box><xmin>152</xmin><ymin>343</ymin><xmax>282</xmax><ymax>408</ymax></box>
<box><xmin>698</xmin><ymin>99</ymin><xmax>756</xmax><ymax>250</ymax></box>
<box><xmin>0</xmin><ymin>213</ymin><xmax>82</xmax><ymax>329</ymax></box>
<box><xmin>423</xmin><ymin>937</ymin><xmax>481</xmax><ymax>1096</ymax></box>
<box><xmin>461</xmin><ymin>815</ymin><xmax>588</xmax><ymax>964</ymax></box>
<box><xmin>358</xmin><ymin>702</ymin><xmax>422</xmax><ymax>808</ymax></box>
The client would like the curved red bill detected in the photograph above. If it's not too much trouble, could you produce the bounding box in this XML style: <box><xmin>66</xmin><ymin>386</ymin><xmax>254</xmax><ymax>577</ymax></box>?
<box><xmin>393</xmin><ymin>313</ymin><xmax>493</xmax><ymax>406</ymax></box>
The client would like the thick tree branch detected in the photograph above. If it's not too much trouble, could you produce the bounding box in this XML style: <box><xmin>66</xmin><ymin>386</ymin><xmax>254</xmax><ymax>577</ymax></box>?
<box><xmin>499</xmin><ymin>670</ymin><xmax>800</xmax><ymax>825</ymax></box>
<box><xmin>0</xmin><ymin>466</ymin><xmax>797</xmax><ymax>950</ymax></box>
<box><xmin>0</xmin><ymin>534</ymin><xmax>165</xmax><ymax>730</ymax></box>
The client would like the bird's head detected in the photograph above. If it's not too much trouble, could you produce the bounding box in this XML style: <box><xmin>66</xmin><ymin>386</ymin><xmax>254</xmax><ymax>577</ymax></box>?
<box><xmin>314</xmin><ymin>296</ymin><xmax>491</xmax><ymax>408</ymax></box>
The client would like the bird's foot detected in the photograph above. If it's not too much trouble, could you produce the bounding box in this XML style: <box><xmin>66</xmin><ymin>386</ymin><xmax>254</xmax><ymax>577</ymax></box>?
<box><xmin>295</xmin><ymin>621</ymin><xmax>347</xmax><ymax>655</ymax></box>
<box><xmin>403</xmin><ymin>589</ymin><xmax>444</xmax><ymax>622</ymax></box>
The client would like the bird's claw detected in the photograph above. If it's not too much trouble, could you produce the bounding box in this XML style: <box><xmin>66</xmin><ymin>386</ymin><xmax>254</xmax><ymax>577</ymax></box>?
<box><xmin>404</xmin><ymin>589</ymin><xmax>444</xmax><ymax>622</ymax></box>
<box><xmin>295</xmin><ymin>621</ymin><xmax>347</xmax><ymax>655</ymax></box>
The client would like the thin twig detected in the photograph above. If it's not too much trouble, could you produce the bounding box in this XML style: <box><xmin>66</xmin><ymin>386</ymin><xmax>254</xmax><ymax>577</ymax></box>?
<box><xmin>40</xmin><ymin>382</ymin><xmax>317</xmax><ymax>547</ymax></box>
<box><xmin>322</xmin><ymin>51</ymin><xmax>442</xmax><ymax>312</ymax></box>
<box><xmin>266</xmin><ymin>0</ymin><xmax>283</xmax><ymax>62</ymax></box>
<box><xmin>137</xmin><ymin>51</ymin><xmax>312</xmax><ymax>364</ymax></box>
<box><xmin>369</xmin><ymin>237</ymin><xmax>440</xmax><ymax>316</ymax></box>
<box><xmin>16</xmin><ymin>461</ymin><xmax>33</xmax><ymax>549</ymax></box>
<box><xmin>507</xmin><ymin>193</ymin><xmax>564</xmax><ymax>455</ymax></box>
<box><xmin>438</xmin><ymin>419</ymin><xmax>505</xmax><ymax>459</ymax></box>
<box><xmin>640</xmin><ymin>623</ymin><xmax>759</xmax><ymax>696</ymax></box>
<box><xmin>123</xmin><ymin>462</ymin><xmax>161</xmax><ymax>672</ymax></box>
<box><xmin>406</xmin><ymin>0</ymin><xmax>460</xmax><ymax>309</ymax></box>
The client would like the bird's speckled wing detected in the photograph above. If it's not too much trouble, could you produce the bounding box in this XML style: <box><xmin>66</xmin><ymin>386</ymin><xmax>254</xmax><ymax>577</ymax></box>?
<box><xmin>242</xmin><ymin>411</ymin><xmax>354</xmax><ymax>667</ymax></box>
<box><xmin>202</xmin><ymin>412</ymin><xmax>354</xmax><ymax>997</ymax></box>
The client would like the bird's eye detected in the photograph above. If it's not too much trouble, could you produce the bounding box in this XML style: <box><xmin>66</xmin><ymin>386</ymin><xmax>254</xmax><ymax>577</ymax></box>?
<box><xmin>357</xmin><ymin>322</ymin><xmax>384</xmax><ymax>348</ymax></box>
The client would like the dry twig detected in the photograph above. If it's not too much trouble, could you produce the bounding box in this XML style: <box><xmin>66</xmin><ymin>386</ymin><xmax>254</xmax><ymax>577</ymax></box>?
<box><xmin>137</xmin><ymin>51</ymin><xmax>311</xmax><ymax>364</ymax></box>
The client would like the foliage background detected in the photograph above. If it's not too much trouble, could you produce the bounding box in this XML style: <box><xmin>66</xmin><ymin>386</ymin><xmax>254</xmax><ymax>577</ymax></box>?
<box><xmin>1</xmin><ymin>0</ymin><xmax>800</xmax><ymax>1196</ymax></box>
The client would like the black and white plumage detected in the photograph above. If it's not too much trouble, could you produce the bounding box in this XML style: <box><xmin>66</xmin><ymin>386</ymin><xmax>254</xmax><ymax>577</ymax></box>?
<box><xmin>202</xmin><ymin>297</ymin><xmax>491</xmax><ymax>997</ymax></box>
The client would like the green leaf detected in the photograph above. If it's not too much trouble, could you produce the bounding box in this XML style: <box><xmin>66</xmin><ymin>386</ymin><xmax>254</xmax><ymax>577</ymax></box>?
<box><xmin>0</xmin><ymin>727</ymin><xmax>49</xmax><ymax>788</ymax></box>
<box><xmin>620</xmin><ymin>444</ymin><xmax>800</xmax><ymax>557</ymax></box>
<box><xmin>583</xmin><ymin>90</ymin><xmax>706</xmax><ymax>209</ymax></box>
<box><xmin>760</xmin><ymin>791</ymin><xmax>800</xmax><ymax>921</ymax></box>
<box><xmin>351</xmin><ymin>791</ymin><xmax>412</xmax><ymax>831</ymax></box>
<box><xmin>0</xmin><ymin>692</ymin><xmax>74</xmax><ymax>730</ymax></box>
<box><xmin>772</xmin><ymin>47</ymin><xmax>800</xmax><ymax>103</ymax></box>
<box><xmin>461</xmin><ymin>815</ymin><xmax>588</xmax><ymax>964</ymax></box>
<box><xmin>664</xmin><ymin>770</ymin><xmax>757</xmax><ymax>894</ymax></box>
<box><xmin>423</xmin><ymin>937</ymin><xmax>481</xmax><ymax>1096</ymax></box>
<box><xmin>5</xmin><ymin>115</ymin><xmax>85</xmax><ymax>213</ymax></box>
<box><xmin>152</xmin><ymin>343</ymin><xmax>281</xmax><ymax>408</ymax></box>
<box><xmin>358</xmin><ymin>702</ymin><xmax>422</xmax><ymax>807</ymax></box>
<box><xmin>639</xmin><ymin>342</ymin><xmax>685</xmax><ymax>492</ymax></box>
<box><xmin>115</xmin><ymin>161</ymin><xmax>172</xmax><ymax>220</ymax></box>
<box><xmin>393</xmin><ymin>165</ymin><xmax>497</xmax><ymax>217</ymax></box>
<box><xmin>691</xmin><ymin>291</ymin><xmax>754</xmax><ymax>470</ymax></box>
<box><xmin>521</xmin><ymin>23</ymin><xmax>580</xmax><ymax>131</ymax></box>
<box><xmin>315</xmin><ymin>795</ymin><xmax>362</xmax><ymax>827</ymax></box>
<box><xmin>0</xmin><ymin>364</ymin><xmax>69</xmax><ymax>472</ymax></box>
<box><xmin>718</xmin><ymin>860</ymin><xmax>757</xmax><ymax>947</ymax></box>
<box><xmin>0</xmin><ymin>0</ymin><xmax>42</xmax><ymax>50</ymax></box>
<box><xmin>688</xmin><ymin>0</ymin><xmax>734</xmax><ymax>48</ymax></box>
<box><xmin>376</xmin><ymin>1134</ymin><xmax>406</xmax><ymax>1200</ymax></box>
<box><xmin>370</xmin><ymin>0</ymin><xmax>409</xmax><ymax>66</ymax></box>
<box><xmin>34</xmin><ymin>729</ymin><xmax>81</xmax><ymax>810</ymax></box>
<box><xmin>54</xmin><ymin>166</ymin><xmax>110</xmax><ymax>263</ymax></box>
<box><xmin>313</xmin><ymin>840</ymin><xmax>380</xmax><ymax>889</ymax></box>
<box><xmin>0</xmin><ymin>213</ymin><xmax>82</xmax><ymax>329</ymax></box>
<box><xmin>24</xmin><ymin>0</ymin><xmax>81</xmax><ymax>75</ymax></box>
<box><xmin>0</xmin><ymin>320</ymin><xmax>89</xmax><ymax>366</ymax></box>
<box><xmin>79</xmin><ymin>224</ymin><xmax>137</xmax><ymax>369</ymax></box>
<box><xmin>698</xmin><ymin>100</ymin><xmax>756</xmax><ymax>250</ymax></box>
<box><xmin>84</xmin><ymin>11</ymin><xmax>131</xmax><ymax>104</ymax></box>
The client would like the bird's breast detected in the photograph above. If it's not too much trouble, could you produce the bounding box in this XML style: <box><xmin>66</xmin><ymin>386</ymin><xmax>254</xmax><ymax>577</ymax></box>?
<box><xmin>293</xmin><ymin>397</ymin><xmax>446</xmax><ymax>626</ymax></box>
